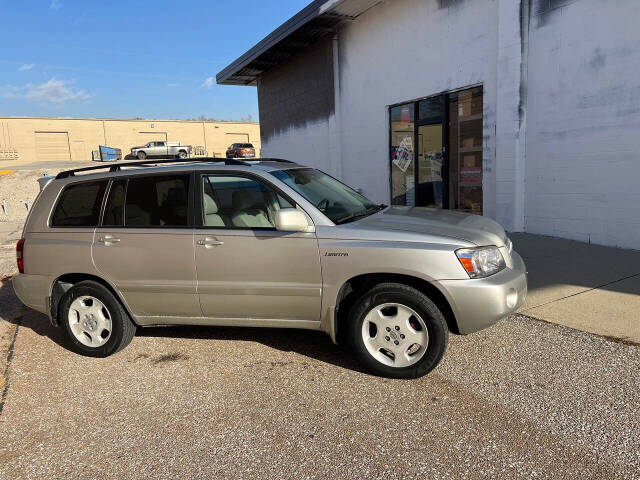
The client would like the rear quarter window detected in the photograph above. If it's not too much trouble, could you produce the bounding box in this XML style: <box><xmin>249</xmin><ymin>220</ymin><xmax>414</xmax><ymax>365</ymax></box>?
<box><xmin>51</xmin><ymin>180</ymin><xmax>108</xmax><ymax>227</ymax></box>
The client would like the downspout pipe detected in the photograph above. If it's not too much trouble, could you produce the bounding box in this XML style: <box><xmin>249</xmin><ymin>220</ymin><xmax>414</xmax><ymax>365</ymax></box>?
<box><xmin>332</xmin><ymin>33</ymin><xmax>343</xmax><ymax>178</ymax></box>
<box><xmin>515</xmin><ymin>0</ymin><xmax>531</xmax><ymax>232</ymax></box>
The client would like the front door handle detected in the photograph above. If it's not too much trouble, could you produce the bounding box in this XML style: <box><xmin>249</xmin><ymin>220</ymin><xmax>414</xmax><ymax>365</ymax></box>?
<box><xmin>98</xmin><ymin>235</ymin><xmax>121</xmax><ymax>246</ymax></box>
<box><xmin>197</xmin><ymin>237</ymin><xmax>224</xmax><ymax>249</ymax></box>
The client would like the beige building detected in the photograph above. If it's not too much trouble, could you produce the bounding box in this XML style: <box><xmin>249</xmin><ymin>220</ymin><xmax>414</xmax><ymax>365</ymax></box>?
<box><xmin>0</xmin><ymin>117</ymin><xmax>261</xmax><ymax>166</ymax></box>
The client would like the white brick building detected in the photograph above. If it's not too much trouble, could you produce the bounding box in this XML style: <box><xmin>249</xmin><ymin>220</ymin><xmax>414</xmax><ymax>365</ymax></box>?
<box><xmin>218</xmin><ymin>0</ymin><xmax>640</xmax><ymax>249</ymax></box>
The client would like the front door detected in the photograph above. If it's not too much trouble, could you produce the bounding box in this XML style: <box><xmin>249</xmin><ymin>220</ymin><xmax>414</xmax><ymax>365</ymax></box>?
<box><xmin>194</xmin><ymin>172</ymin><xmax>322</xmax><ymax>322</ymax></box>
<box><xmin>417</xmin><ymin>124</ymin><xmax>444</xmax><ymax>208</ymax></box>
<box><xmin>147</xmin><ymin>142</ymin><xmax>165</xmax><ymax>157</ymax></box>
<box><xmin>92</xmin><ymin>173</ymin><xmax>201</xmax><ymax>322</ymax></box>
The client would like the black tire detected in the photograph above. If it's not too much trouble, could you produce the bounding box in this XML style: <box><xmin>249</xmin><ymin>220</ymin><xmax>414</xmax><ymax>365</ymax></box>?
<box><xmin>347</xmin><ymin>283</ymin><xmax>449</xmax><ymax>379</ymax></box>
<box><xmin>58</xmin><ymin>280</ymin><xmax>136</xmax><ymax>357</ymax></box>
<box><xmin>137</xmin><ymin>151</ymin><xmax>146</xmax><ymax>160</ymax></box>
<box><xmin>177</xmin><ymin>150</ymin><xmax>188</xmax><ymax>159</ymax></box>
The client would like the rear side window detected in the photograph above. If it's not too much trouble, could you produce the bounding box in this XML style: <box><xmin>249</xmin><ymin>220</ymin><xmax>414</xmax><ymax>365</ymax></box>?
<box><xmin>51</xmin><ymin>180</ymin><xmax>108</xmax><ymax>227</ymax></box>
<box><xmin>103</xmin><ymin>179</ymin><xmax>127</xmax><ymax>227</ymax></box>
<box><xmin>124</xmin><ymin>174</ymin><xmax>190</xmax><ymax>227</ymax></box>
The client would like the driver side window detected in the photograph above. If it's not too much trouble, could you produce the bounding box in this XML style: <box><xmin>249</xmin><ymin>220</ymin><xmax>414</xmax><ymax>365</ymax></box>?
<box><xmin>201</xmin><ymin>174</ymin><xmax>293</xmax><ymax>229</ymax></box>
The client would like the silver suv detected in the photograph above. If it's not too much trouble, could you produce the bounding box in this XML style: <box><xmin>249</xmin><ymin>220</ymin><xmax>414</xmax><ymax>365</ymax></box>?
<box><xmin>13</xmin><ymin>159</ymin><xmax>527</xmax><ymax>379</ymax></box>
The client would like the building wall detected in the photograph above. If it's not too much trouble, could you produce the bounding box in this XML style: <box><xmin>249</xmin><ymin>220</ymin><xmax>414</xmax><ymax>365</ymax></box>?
<box><xmin>258</xmin><ymin>37</ymin><xmax>335</xmax><ymax>142</ymax></box>
<box><xmin>525</xmin><ymin>0</ymin><xmax>640</xmax><ymax>249</ymax></box>
<box><xmin>258</xmin><ymin>36</ymin><xmax>338</xmax><ymax>174</ymax></box>
<box><xmin>260</xmin><ymin>0</ymin><xmax>524</xmax><ymax>230</ymax></box>
<box><xmin>337</xmin><ymin>0</ymin><xmax>504</xmax><ymax>220</ymax></box>
<box><xmin>0</xmin><ymin>117</ymin><xmax>261</xmax><ymax>165</ymax></box>
<box><xmin>254</xmin><ymin>0</ymin><xmax>640</xmax><ymax>248</ymax></box>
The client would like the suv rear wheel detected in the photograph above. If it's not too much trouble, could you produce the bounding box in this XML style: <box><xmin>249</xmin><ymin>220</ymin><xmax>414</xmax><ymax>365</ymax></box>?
<box><xmin>58</xmin><ymin>280</ymin><xmax>136</xmax><ymax>357</ymax></box>
<box><xmin>348</xmin><ymin>283</ymin><xmax>449</xmax><ymax>379</ymax></box>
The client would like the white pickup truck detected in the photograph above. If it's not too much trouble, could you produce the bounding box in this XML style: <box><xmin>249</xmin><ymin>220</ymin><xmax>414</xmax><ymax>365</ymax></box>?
<box><xmin>130</xmin><ymin>141</ymin><xmax>192</xmax><ymax>160</ymax></box>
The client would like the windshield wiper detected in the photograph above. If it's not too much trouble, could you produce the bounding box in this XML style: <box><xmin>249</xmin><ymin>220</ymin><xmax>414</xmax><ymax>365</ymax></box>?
<box><xmin>335</xmin><ymin>204</ymin><xmax>387</xmax><ymax>225</ymax></box>
<box><xmin>335</xmin><ymin>211</ymin><xmax>368</xmax><ymax>224</ymax></box>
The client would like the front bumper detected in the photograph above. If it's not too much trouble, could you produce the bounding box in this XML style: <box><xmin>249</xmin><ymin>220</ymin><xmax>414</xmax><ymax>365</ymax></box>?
<box><xmin>437</xmin><ymin>251</ymin><xmax>528</xmax><ymax>334</ymax></box>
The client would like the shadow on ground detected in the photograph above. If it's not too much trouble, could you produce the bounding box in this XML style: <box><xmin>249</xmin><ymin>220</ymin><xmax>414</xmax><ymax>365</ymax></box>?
<box><xmin>0</xmin><ymin>277</ymin><xmax>363</xmax><ymax>373</ymax></box>
<box><xmin>139</xmin><ymin>325</ymin><xmax>363</xmax><ymax>372</ymax></box>
<box><xmin>511</xmin><ymin>232</ymin><xmax>640</xmax><ymax>298</ymax></box>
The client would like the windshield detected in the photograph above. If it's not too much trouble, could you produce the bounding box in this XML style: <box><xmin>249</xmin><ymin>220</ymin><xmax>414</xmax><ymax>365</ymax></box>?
<box><xmin>271</xmin><ymin>168</ymin><xmax>383</xmax><ymax>224</ymax></box>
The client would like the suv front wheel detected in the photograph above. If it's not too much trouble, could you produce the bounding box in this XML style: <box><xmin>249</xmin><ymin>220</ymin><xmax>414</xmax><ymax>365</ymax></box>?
<box><xmin>348</xmin><ymin>283</ymin><xmax>449</xmax><ymax>379</ymax></box>
<box><xmin>58</xmin><ymin>280</ymin><xmax>136</xmax><ymax>357</ymax></box>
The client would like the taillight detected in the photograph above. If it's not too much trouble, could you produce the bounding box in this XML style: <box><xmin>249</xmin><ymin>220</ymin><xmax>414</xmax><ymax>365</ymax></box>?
<box><xmin>16</xmin><ymin>238</ymin><xmax>25</xmax><ymax>274</ymax></box>
<box><xmin>239</xmin><ymin>148</ymin><xmax>246</xmax><ymax>154</ymax></box>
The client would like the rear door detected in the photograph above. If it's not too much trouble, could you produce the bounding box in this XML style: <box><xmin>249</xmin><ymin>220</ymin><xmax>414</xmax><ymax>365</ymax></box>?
<box><xmin>92</xmin><ymin>172</ymin><xmax>200</xmax><ymax>323</ymax></box>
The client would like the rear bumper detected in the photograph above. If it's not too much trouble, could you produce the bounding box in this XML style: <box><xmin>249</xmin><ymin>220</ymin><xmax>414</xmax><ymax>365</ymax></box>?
<box><xmin>12</xmin><ymin>273</ymin><xmax>50</xmax><ymax>315</ymax></box>
<box><xmin>437</xmin><ymin>251</ymin><xmax>528</xmax><ymax>334</ymax></box>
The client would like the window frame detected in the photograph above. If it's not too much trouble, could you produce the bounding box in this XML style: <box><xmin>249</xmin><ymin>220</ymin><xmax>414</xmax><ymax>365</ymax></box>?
<box><xmin>388</xmin><ymin>88</ymin><xmax>476</xmax><ymax>210</ymax></box>
<box><xmin>48</xmin><ymin>179</ymin><xmax>109</xmax><ymax>229</ymax></box>
<box><xmin>97</xmin><ymin>171</ymin><xmax>196</xmax><ymax>229</ymax></box>
<box><xmin>194</xmin><ymin>171</ymin><xmax>299</xmax><ymax>231</ymax></box>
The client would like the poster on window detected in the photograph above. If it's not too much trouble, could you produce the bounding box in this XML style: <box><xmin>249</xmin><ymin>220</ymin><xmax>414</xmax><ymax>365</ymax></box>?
<box><xmin>392</xmin><ymin>136</ymin><xmax>413</xmax><ymax>173</ymax></box>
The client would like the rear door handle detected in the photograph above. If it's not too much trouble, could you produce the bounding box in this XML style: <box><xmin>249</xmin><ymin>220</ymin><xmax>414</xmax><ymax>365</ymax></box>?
<box><xmin>197</xmin><ymin>237</ymin><xmax>224</xmax><ymax>249</ymax></box>
<box><xmin>98</xmin><ymin>235</ymin><xmax>121</xmax><ymax>246</ymax></box>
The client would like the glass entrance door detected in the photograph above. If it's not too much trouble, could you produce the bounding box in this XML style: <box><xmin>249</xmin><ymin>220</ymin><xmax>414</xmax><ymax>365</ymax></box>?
<box><xmin>417</xmin><ymin>124</ymin><xmax>443</xmax><ymax>208</ymax></box>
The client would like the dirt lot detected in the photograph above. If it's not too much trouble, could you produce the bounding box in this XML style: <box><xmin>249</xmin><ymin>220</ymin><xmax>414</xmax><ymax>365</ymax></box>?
<box><xmin>1</xmin><ymin>274</ymin><xmax>639</xmax><ymax>479</ymax></box>
<box><xmin>0</xmin><ymin>169</ymin><xmax>47</xmax><ymax>225</ymax></box>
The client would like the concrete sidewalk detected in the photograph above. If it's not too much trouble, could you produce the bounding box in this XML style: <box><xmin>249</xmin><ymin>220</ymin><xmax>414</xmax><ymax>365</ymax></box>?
<box><xmin>512</xmin><ymin>233</ymin><xmax>640</xmax><ymax>344</ymax></box>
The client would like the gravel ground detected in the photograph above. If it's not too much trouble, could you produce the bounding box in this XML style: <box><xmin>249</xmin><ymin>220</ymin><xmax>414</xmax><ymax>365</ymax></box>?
<box><xmin>1</xmin><ymin>168</ymin><xmax>639</xmax><ymax>479</ymax></box>
<box><xmin>0</xmin><ymin>287</ymin><xmax>638</xmax><ymax>479</ymax></box>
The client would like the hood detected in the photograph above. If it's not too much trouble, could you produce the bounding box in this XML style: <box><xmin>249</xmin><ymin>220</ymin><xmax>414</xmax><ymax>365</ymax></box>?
<box><xmin>131</xmin><ymin>145</ymin><xmax>145</xmax><ymax>150</ymax></box>
<box><xmin>348</xmin><ymin>206</ymin><xmax>507</xmax><ymax>247</ymax></box>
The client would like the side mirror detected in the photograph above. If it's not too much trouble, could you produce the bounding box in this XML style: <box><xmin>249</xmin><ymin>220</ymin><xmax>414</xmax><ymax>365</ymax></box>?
<box><xmin>274</xmin><ymin>208</ymin><xmax>314</xmax><ymax>233</ymax></box>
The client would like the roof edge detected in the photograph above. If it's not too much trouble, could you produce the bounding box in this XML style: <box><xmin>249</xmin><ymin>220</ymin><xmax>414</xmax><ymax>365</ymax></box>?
<box><xmin>217</xmin><ymin>0</ymin><xmax>381</xmax><ymax>86</ymax></box>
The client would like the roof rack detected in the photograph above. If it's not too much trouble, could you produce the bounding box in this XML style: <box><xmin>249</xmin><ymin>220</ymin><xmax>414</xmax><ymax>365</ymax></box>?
<box><xmin>54</xmin><ymin>157</ymin><xmax>292</xmax><ymax>179</ymax></box>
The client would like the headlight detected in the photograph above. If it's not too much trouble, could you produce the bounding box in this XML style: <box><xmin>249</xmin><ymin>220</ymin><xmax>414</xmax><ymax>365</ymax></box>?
<box><xmin>456</xmin><ymin>246</ymin><xmax>506</xmax><ymax>278</ymax></box>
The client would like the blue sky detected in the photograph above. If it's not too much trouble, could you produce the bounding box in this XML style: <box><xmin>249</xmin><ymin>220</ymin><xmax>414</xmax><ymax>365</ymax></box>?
<box><xmin>0</xmin><ymin>0</ymin><xmax>310</xmax><ymax>120</ymax></box>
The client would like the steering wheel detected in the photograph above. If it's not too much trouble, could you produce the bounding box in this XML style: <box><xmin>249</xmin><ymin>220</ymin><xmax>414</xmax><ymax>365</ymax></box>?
<box><xmin>316</xmin><ymin>198</ymin><xmax>330</xmax><ymax>211</ymax></box>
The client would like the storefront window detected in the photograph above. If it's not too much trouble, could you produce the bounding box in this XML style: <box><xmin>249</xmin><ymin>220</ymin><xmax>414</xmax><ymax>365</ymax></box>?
<box><xmin>388</xmin><ymin>86</ymin><xmax>483</xmax><ymax>214</ymax></box>
<box><xmin>418</xmin><ymin>96</ymin><xmax>444</xmax><ymax>124</ymax></box>
<box><xmin>448</xmin><ymin>87</ymin><xmax>483</xmax><ymax>214</ymax></box>
<box><xmin>390</xmin><ymin>103</ymin><xmax>415</xmax><ymax>206</ymax></box>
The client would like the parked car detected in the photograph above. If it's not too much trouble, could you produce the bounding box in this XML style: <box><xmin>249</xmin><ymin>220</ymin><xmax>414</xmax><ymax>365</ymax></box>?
<box><xmin>130</xmin><ymin>141</ymin><xmax>192</xmax><ymax>160</ymax></box>
<box><xmin>226</xmin><ymin>143</ymin><xmax>256</xmax><ymax>158</ymax></box>
<box><xmin>13</xmin><ymin>158</ymin><xmax>526</xmax><ymax>379</ymax></box>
